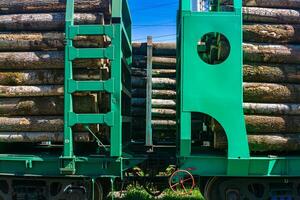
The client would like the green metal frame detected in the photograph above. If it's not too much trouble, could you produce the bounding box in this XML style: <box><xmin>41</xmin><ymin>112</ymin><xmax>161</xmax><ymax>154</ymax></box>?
<box><xmin>177</xmin><ymin>0</ymin><xmax>300</xmax><ymax>177</ymax></box>
<box><xmin>0</xmin><ymin>0</ymin><xmax>145</xmax><ymax>180</ymax></box>
<box><xmin>62</xmin><ymin>0</ymin><xmax>133</xmax><ymax>175</ymax></box>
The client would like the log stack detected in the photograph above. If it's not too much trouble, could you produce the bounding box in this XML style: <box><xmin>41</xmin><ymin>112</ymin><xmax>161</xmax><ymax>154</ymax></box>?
<box><xmin>131</xmin><ymin>44</ymin><xmax>177</xmax><ymax>140</ymax></box>
<box><xmin>132</xmin><ymin>1</ymin><xmax>300</xmax><ymax>152</ymax></box>
<box><xmin>0</xmin><ymin>0</ymin><xmax>111</xmax><ymax>143</ymax></box>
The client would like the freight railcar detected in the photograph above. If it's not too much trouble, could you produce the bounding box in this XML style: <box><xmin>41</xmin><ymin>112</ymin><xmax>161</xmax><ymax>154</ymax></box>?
<box><xmin>0</xmin><ymin>0</ymin><xmax>300</xmax><ymax>199</ymax></box>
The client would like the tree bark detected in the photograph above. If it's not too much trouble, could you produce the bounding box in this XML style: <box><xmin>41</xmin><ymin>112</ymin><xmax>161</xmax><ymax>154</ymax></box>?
<box><xmin>214</xmin><ymin>115</ymin><xmax>300</xmax><ymax>133</ymax></box>
<box><xmin>133</xmin><ymin>55</ymin><xmax>176</xmax><ymax>69</ymax></box>
<box><xmin>0</xmin><ymin>0</ymin><xmax>110</xmax><ymax>15</ymax></box>
<box><xmin>132</xmin><ymin>98</ymin><xmax>176</xmax><ymax>108</ymax></box>
<box><xmin>132</xmin><ymin>77</ymin><xmax>176</xmax><ymax>89</ymax></box>
<box><xmin>215</xmin><ymin>134</ymin><xmax>300</xmax><ymax>152</ymax></box>
<box><xmin>243</xmin><ymin>24</ymin><xmax>300</xmax><ymax>43</ymax></box>
<box><xmin>0</xmin><ymin>32</ymin><xmax>108</xmax><ymax>51</ymax></box>
<box><xmin>0</xmin><ymin>96</ymin><xmax>97</xmax><ymax>116</ymax></box>
<box><xmin>0</xmin><ymin>132</ymin><xmax>91</xmax><ymax>143</ymax></box>
<box><xmin>244</xmin><ymin>43</ymin><xmax>300</xmax><ymax>64</ymax></box>
<box><xmin>222</xmin><ymin>0</ymin><xmax>300</xmax><ymax>9</ymax></box>
<box><xmin>244</xmin><ymin>103</ymin><xmax>300</xmax><ymax>115</ymax></box>
<box><xmin>132</xmin><ymin>43</ymin><xmax>176</xmax><ymax>57</ymax></box>
<box><xmin>132</xmin><ymin>89</ymin><xmax>176</xmax><ymax>99</ymax></box>
<box><xmin>0</xmin><ymin>85</ymin><xmax>64</xmax><ymax>97</ymax></box>
<box><xmin>0</xmin><ymin>69</ymin><xmax>102</xmax><ymax>85</ymax></box>
<box><xmin>133</xmin><ymin>119</ymin><xmax>177</xmax><ymax>131</ymax></box>
<box><xmin>244</xmin><ymin>63</ymin><xmax>300</xmax><ymax>83</ymax></box>
<box><xmin>0</xmin><ymin>116</ymin><xmax>97</xmax><ymax>132</ymax></box>
<box><xmin>243</xmin><ymin>7</ymin><xmax>300</xmax><ymax>24</ymax></box>
<box><xmin>244</xmin><ymin>82</ymin><xmax>300</xmax><ymax>103</ymax></box>
<box><xmin>0</xmin><ymin>13</ymin><xmax>103</xmax><ymax>31</ymax></box>
<box><xmin>132</xmin><ymin>68</ymin><xmax>176</xmax><ymax>78</ymax></box>
<box><xmin>0</xmin><ymin>52</ymin><xmax>103</xmax><ymax>69</ymax></box>
<box><xmin>132</xmin><ymin>108</ymin><xmax>176</xmax><ymax>118</ymax></box>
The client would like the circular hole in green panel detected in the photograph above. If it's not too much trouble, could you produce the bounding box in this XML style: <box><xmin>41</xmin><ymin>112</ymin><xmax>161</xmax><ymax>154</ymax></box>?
<box><xmin>197</xmin><ymin>32</ymin><xmax>231</xmax><ymax>65</ymax></box>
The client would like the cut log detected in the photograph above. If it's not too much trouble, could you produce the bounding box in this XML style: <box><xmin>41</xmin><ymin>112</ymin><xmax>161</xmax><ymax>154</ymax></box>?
<box><xmin>244</xmin><ymin>63</ymin><xmax>300</xmax><ymax>83</ymax></box>
<box><xmin>215</xmin><ymin>134</ymin><xmax>300</xmax><ymax>152</ymax></box>
<box><xmin>0</xmin><ymin>132</ymin><xmax>90</xmax><ymax>143</ymax></box>
<box><xmin>133</xmin><ymin>119</ymin><xmax>177</xmax><ymax>130</ymax></box>
<box><xmin>132</xmin><ymin>89</ymin><xmax>176</xmax><ymax>99</ymax></box>
<box><xmin>132</xmin><ymin>77</ymin><xmax>176</xmax><ymax>89</ymax></box>
<box><xmin>0</xmin><ymin>117</ymin><xmax>97</xmax><ymax>132</ymax></box>
<box><xmin>0</xmin><ymin>13</ymin><xmax>103</xmax><ymax>31</ymax></box>
<box><xmin>0</xmin><ymin>0</ymin><xmax>110</xmax><ymax>15</ymax></box>
<box><xmin>0</xmin><ymin>32</ymin><xmax>108</xmax><ymax>51</ymax></box>
<box><xmin>0</xmin><ymin>52</ymin><xmax>103</xmax><ymax>69</ymax></box>
<box><xmin>132</xmin><ymin>98</ymin><xmax>176</xmax><ymax>108</ymax></box>
<box><xmin>133</xmin><ymin>55</ymin><xmax>176</xmax><ymax>69</ymax></box>
<box><xmin>132</xmin><ymin>108</ymin><xmax>176</xmax><ymax>118</ymax></box>
<box><xmin>132</xmin><ymin>43</ymin><xmax>176</xmax><ymax>56</ymax></box>
<box><xmin>0</xmin><ymin>69</ymin><xmax>101</xmax><ymax>85</ymax></box>
<box><xmin>245</xmin><ymin>115</ymin><xmax>300</xmax><ymax>133</ymax></box>
<box><xmin>243</xmin><ymin>7</ymin><xmax>300</xmax><ymax>24</ymax></box>
<box><xmin>244</xmin><ymin>82</ymin><xmax>300</xmax><ymax>103</ymax></box>
<box><xmin>214</xmin><ymin>115</ymin><xmax>300</xmax><ymax>133</ymax></box>
<box><xmin>0</xmin><ymin>96</ymin><xmax>97</xmax><ymax>116</ymax></box>
<box><xmin>243</xmin><ymin>24</ymin><xmax>300</xmax><ymax>43</ymax></box>
<box><xmin>0</xmin><ymin>85</ymin><xmax>63</xmax><ymax>97</ymax></box>
<box><xmin>244</xmin><ymin>43</ymin><xmax>300</xmax><ymax>64</ymax></box>
<box><xmin>222</xmin><ymin>0</ymin><xmax>300</xmax><ymax>9</ymax></box>
<box><xmin>132</xmin><ymin>68</ymin><xmax>176</xmax><ymax>78</ymax></box>
<box><xmin>244</xmin><ymin>103</ymin><xmax>300</xmax><ymax>115</ymax></box>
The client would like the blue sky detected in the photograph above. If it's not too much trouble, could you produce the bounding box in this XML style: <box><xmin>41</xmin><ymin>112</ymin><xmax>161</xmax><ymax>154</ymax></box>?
<box><xmin>128</xmin><ymin>0</ymin><xmax>179</xmax><ymax>42</ymax></box>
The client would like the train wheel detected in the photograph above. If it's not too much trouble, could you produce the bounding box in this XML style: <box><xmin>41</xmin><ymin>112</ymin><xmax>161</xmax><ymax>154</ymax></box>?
<box><xmin>204</xmin><ymin>177</ymin><xmax>269</xmax><ymax>200</ymax></box>
<box><xmin>169</xmin><ymin>170</ymin><xmax>195</xmax><ymax>195</ymax></box>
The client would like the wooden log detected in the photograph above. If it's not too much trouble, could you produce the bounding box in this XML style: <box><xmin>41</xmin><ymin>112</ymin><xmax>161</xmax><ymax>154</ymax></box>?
<box><xmin>132</xmin><ymin>43</ymin><xmax>176</xmax><ymax>57</ymax></box>
<box><xmin>0</xmin><ymin>52</ymin><xmax>104</xmax><ymax>69</ymax></box>
<box><xmin>214</xmin><ymin>115</ymin><xmax>300</xmax><ymax>133</ymax></box>
<box><xmin>0</xmin><ymin>13</ymin><xmax>103</xmax><ymax>31</ymax></box>
<box><xmin>243</xmin><ymin>7</ymin><xmax>300</xmax><ymax>24</ymax></box>
<box><xmin>244</xmin><ymin>103</ymin><xmax>300</xmax><ymax>115</ymax></box>
<box><xmin>246</xmin><ymin>115</ymin><xmax>300</xmax><ymax>133</ymax></box>
<box><xmin>243</xmin><ymin>24</ymin><xmax>300</xmax><ymax>43</ymax></box>
<box><xmin>132</xmin><ymin>98</ymin><xmax>176</xmax><ymax>108</ymax></box>
<box><xmin>222</xmin><ymin>0</ymin><xmax>300</xmax><ymax>9</ymax></box>
<box><xmin>244</xmin><ymin>82</ymin><xmax>300</xmax><ymax>103</ymax></box>
<box><xmin>0</xmin><ymin>69</ymin><xmax>101</xmax><ymax>85</ymax></box>
<box><xmin>0</xmin><ymin>32</ymin><xmax>107</xmax><ymax>51</ymax></box>
<box><xmin>0</xmin><ymin>0</ymin><xmax>110</xmax><ymax>15</ymax></box>
<box><xmin>0</xmin><ymin>116</ymin><xmax>97</xmax><ymax>132</ymax></box>
<box><xmin>133</xmin><ymin>55</ymin><xmax>176</xmax><ymax>69</ymax></box>
<box><xmin>133</xmin><ymin>119</ymin><xmax>177</xmax><ymax>130</ymax></box>
<box><xmin>132</xmin><ymin>89</ymin><xmax>176</xmax><ymax>99</ymax></box>
<box><xmin>215</xmin><ymin>134</ymin><xmax>300</xmax><ymax>152</ymax></box>
<box><xmin>0</xmin><ymin>85</ymin><xmax>63</xmax><ymax>97</ymax></box>
<box><xmin>132</xmin><ymin>108</ymin><xmax>176</xmax><ymax>118</ymax></box>
<box><xmin>133</xmin><ymin>62</ymin><xmax>300</xmax><ymax>84</ymax></box>
<box><xmin>0</xmin><ymin>132</ymin><xmax>90</xmax><ymax>143</ymax></box>
<box><xmin>132</xmin><ymin>77</ymin><xmax>176</xmax><ymax>89</ymax></box>
<box><xmin>244</xmin><ymin>43</ymin><xmax>300</xmax><ymax>64</ymax></box>
<box><xmin>132</xmin><ymin>68</ymin><xmax>176</xmax><ymax>78</ymax></box>
<box><xmin>0</xmin><ymin>96</ymin><xmax>97</xmax><ymax>116</ymax></box>
<box><xmin>133</xmin><ymin>101</ymin><xmax>300</xmax><ymax>116</ymax></box>
<box><xmin>244</xmin><ymin>63</ymin><xmax>300</xmax><ymax>83</ymax></box>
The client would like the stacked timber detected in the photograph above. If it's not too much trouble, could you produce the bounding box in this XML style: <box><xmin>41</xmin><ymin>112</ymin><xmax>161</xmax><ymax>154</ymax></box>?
<box><xmin>131</xmin><ymin>43</ymin><xmax>177</xmax><ymax>140</ymax></box>
<box><xmin>0</xmin><ymin>0</ymin><xmax>111</xmax><ymax>143</ymax></box>
<box><xmin>132</xmin><ymin>1</ymin><xmax>300</xmax><ymax>152</ymax></box>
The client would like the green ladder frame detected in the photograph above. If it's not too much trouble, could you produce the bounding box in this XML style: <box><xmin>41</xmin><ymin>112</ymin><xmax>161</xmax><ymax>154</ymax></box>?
<box><xmin>62</xmin><ymin>0</ymin><xmax>132</xmax><ymax>174</ymax></box>
<box><xmin>177</xmin><ymin>0</ymin><xmax>300</xmax><ymax>177</ymax></box>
